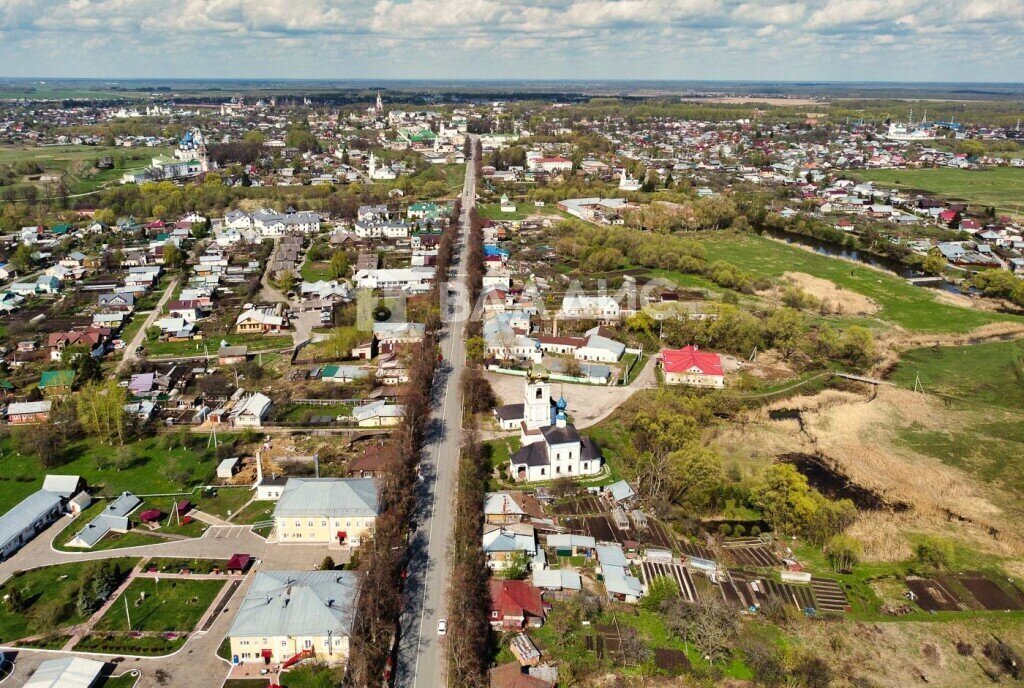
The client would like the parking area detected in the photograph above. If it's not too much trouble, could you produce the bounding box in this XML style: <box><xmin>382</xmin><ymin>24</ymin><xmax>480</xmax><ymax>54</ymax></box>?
<box><xmin>206</xmin><ymin>525</ymin><xmax>253</xmax><ymax>539</ymax></box>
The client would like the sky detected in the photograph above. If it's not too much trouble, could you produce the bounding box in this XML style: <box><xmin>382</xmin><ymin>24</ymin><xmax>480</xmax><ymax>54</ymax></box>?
<box><xmin>0</xmin><ymin>0</ymin><xmax>1022</xmax><ymax>82</ymax></box>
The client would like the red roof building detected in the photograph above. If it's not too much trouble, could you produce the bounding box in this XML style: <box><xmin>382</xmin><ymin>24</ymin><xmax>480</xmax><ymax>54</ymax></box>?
<box><xmin>658</xmin><ymin>346</ymin><xmax>725</xmax><ymax>389</ymax></box>
<box><xmin>227</xmin><ymin>553</ymin><xmax>252</xmax><ymax>573</ymax></box>
<box><xmin>489</xmin><ymin>662</ymin><xmax>554</xmax><ymax>688</ymax></box>
<box><xmin>489</xmin><ymin>580</ymin><xmax>548</xmax><ymax>630</ymax></box>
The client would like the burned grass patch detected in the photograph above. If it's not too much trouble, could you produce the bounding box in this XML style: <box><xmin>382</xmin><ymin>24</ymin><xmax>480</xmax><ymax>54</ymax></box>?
<box><xmin>779</xmin><ymin>452</ymin><xmax>910</xmax><ymax>512</ymax></box>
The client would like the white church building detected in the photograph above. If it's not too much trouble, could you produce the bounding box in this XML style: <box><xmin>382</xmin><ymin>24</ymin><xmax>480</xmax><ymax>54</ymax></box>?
<box><xmin>494</xmin><ymin>377</ymin><xmax>603</xmax><ymax>482</ymax></box>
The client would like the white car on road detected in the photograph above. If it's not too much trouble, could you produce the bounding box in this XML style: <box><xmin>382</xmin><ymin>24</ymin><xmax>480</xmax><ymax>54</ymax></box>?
<box><xmin>436</xmin><ymin>619</ymin><xmax>447</xmax><ymax>636</ymax></box>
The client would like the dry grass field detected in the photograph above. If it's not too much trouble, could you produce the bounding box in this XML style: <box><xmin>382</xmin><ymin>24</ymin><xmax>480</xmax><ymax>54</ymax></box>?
<box><xmin>758</xmin><ymin>271</ymin><xmax>882</xmax><ymax>316</ymax></box>
<box><xmin>709</xmin><ymin>385</ymin><xmax>1024</xmax><ymax>565</ymax></box>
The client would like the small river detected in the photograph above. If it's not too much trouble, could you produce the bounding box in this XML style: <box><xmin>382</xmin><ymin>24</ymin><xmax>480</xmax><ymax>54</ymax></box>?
<box><xmin>761</xmin><ymin>227</ymin><xmax>966</xmax><ymax>295</ymax></box>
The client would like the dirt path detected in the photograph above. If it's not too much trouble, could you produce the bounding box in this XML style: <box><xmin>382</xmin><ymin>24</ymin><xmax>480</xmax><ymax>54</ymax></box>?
<box><xmin>259</xmin><ymin>238</ymin><xmax>287</xmax><ymax>303</ymax></box>
<box><xmin>116</xmin><ymin>277</ymin><xmax>179</xmax><ymax>375</ymax></box>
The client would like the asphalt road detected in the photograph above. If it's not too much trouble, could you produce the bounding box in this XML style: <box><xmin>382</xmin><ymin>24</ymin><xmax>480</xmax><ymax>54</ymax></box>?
<box><xmin>396</xmin><ymin>141</ymin><xmax>476</xmax><ymax>688</ymax></box>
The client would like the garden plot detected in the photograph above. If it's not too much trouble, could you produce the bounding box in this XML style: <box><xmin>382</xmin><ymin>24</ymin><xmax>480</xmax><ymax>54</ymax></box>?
<box><xmin>956</xmin><ymin>572</ymin><xmax>1024</xmax><ymax>611</ymax></box>
<box><xmin>719</xmin><ymin>571</ymin><xmax>816</xmax><ymax>611</ymax></box>
<box><xmin>552</xmin><ymin>495</ymin><xmax>607</xmax><ymax>516</ymax></box>
<box><xmin>639</xmin><ymin>561</ymin><xmax>698</xmax><ymax>602</ymax></box>
<box><xmin>643</xmin><ymin>520</ymin><xmax>678</xmax><ymax>550</ymax></box>
<box><xmin>677</xmin><ymin>540</ymin><xmax>716</xmax><ymax>561</ymax></box>
<box><xmin>810</xmin><ymin>577</ymin><xmax>852</xmax><ymax>613</ymax></box>
<box><xmin>562</xmin><ymin>514</ymin><xmax>673</xmax><ymax>550</ymax></box>
<box><xmin>562</xmin><ymin>515</ymin><xmax>632</xmax><ymax>546</ymax></box>
<box><xmin>720</xmin><ymin>540</ymin><xmax>780</xmax><ymax>567</ymax></box>
<box><xmin>906</xmin><ymin>576</ymin><xmax>967</xmax><ymax>612</ymax></box>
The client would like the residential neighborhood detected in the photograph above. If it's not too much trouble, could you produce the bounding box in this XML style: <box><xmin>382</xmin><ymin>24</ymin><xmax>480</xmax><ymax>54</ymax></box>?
<box><xmin>0</xmin><ymin>70</ymin><xmax>1023</xmax><ymax>688</ymax></box>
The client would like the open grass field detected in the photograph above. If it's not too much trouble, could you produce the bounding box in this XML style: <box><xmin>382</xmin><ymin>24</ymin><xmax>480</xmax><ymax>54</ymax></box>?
<box><xmin>0</xmin><ymin>434</ymin><xmax>235</xmax><ymax>514</ymax></box>
<box><xmin>890</xmin><ymin>339</ymin><xmax>1024</xmax><ymax>410</ymax></box>
<box><xmin>889</xmin><ymin>341</ymin><xmax>1024</xmax><ymax>495</ymax></box>
<box><xmin>93</xmin><ymin>577</ymin><xmax>224</xmax><ymax>633</ymax></box>
<box><xmin>0</xmin><ymin>144</ymin><xmax>171</xmax><ymax>195</ymax></box>
<box><xmin>852</xmin><ymin>167</ymin><xmax>1024</xmax><ymax>217</ymax></box>
<box><xmin>0</xmin><ymin>558</ymin><xmax>138</xmax><ymax>643</ymax></box>
<box><xmin>478</xmin><ymin>202</ymin><xmax>529</xmax><ymax>221</ymax></box>
<box><xmin>143</xmin><ymin>331</ymin><xmax>288</xmax><ymax>357</ymax></box>
<box><xmin>698</xmin><ymin>231</ymin><xmax>1021</xmax><ymax>333</ymax></box>
<box><xmin>299</xmin><ymin>260</ymin><xmax>332</xmax><ymax>282</ymax></box>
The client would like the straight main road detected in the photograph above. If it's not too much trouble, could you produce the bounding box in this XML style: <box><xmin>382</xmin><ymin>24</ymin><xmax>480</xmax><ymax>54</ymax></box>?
<box><xmin>396</xmin><ymin>141</ymin><xmax>476</xmax><ymax>688</ymax></box>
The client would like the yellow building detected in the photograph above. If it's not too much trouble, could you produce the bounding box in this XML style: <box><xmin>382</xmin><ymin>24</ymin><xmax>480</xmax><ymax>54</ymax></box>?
<box><xmin>228</xmin><ymin>570</ymin><xmax>358</xmax><ymax>666</ymax></box>
<box><xmin>272</xmin><ymin>478</ymin><xmax>378</xmax><ymax>546</ymax></box>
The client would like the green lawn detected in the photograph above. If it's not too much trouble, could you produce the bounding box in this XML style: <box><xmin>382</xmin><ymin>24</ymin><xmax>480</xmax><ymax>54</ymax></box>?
<box><xmin>0</xmin><ymin>144</ymin><xmax>172</xmax><ymax>197</ymax></box>
<box><xmin>194</xmin><ymin>486</ymin><xmax>255</xmax><ymax>519</ymax></box>
<box><xmin>300</xmin><ymin>260</ymin><xmax>332</xmax><ymax>282</ymax></box>
<box><xmin>274</xmin><ymin>403</ymin><xmax>352</xmax><ymax>423</ymax></box>
<box><xmin>890</xmin><ymin>339</ymin><xmax>1024</xmax><ymax>409</ymax></box>
<box><xmin>443</xmin><ymin>163</ymin><xmax>467</xmax><ymax>191</ymax></box>
<box><xmin>95</xmin><ymin>673</ymin><xmax>141</xmax><ymax>688</ymax></box>
<box><xmin>73</xmin><ymin>633</ymin><xmax>186</xmax><ymax>656</ymax></box>
<box><xmin>897</xmin><ymin>420</ymin><xmax>1024</xmax><ymax>497</ymax></box>
<box><xmin>478</xmin><ymin>202</ymin><xmax>528</xmax><ymax>221</ymax></box>
<box><xmin>852</xmin><ymin>167</ymin><xmax>1024</xmax><ymax>217</ymax></box>
<box><xmin>0</xmin><ymin>434</ymin><xmax>233</xmax><ymax>515</ymax></box>
<box><xmin>888</xmin><ymin>338</ymin><xmax>1024</xmax><ymax>497</ymax></box>
<box><xmin>144</xmin><ymin>558</ymin><xmax>231</xmax><ymax>575</ymax></box>
<box><xmin>143</xmin><ymin>332</ymin><xmax>289</xmax><ymax>357</ymax></box>
<box><xmin>698</xmin><ymin>231</ymin><xmax>1020</xmax><ymax>333</ymax></box>
<box><xmin>93</xmin><ymin>577</ymin><xmax>224</xmax><ymax>633</ymax></box>
<box><xmin>279</xmin><ymin>664</ymin><xmax>345</xmax><ymax>688</ymax></box>
<box><xmin>0</xmin><ymin>558</ymin><xmax>138</xmax><ymax>643</ymax></box>
<box><xmin>223</xmin><ymin>500</ymin><xmax>274</xmax><ymax>527</ymax></box>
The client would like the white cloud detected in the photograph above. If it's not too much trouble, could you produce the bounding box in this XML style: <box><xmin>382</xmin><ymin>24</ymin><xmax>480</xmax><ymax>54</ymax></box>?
<box><xmin>0</xmin><ymin>0</ymin><xmax>1019</xmax><ymax>80</ymax></box>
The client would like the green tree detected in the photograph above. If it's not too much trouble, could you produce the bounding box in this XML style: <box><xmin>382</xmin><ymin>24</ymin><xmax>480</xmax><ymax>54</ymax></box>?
<box><xmin>324</xmin><ymin>326</ymin><xmax>362</xmax><ymax>360</ymax></box>
<box><xmin>752</xmin><ymin>464</ymin><xmax>819</xmax><ymax>536</ymax></box>
<box><xmin>71</xmin><ymin>347</ymin><xmax>103</xmax><ymax>384</ymax></box>
<box><xmin>922</xmin><ymin>249</ymin><xmax>947</xmax><ymax>276</ymax></box>
<box><xmin>465</xmin><ymin>337</ymin><xmax>486</xmax><ymax>363</ymax></box>
<box><xmin>163</xmin><ymin>243</ymin><xmax>185</xmax><ymax>271</ymax></box>
<box><xmin>328</xmin><ymin>250</ymin><xmax>350</xmax><ymax>279</ymax></box>
<box><xmin>640</xmin><ymin>576</ymin><xmax>679</xmax><ymax>611</ymax></box>
<box><xmin>277</xmin><ymin>271</ymin><xmax>297</xmax><ymax>294</ymax></box>
<box><xmin>285</xmin><ymin>126</ymin><xmax>320</xmax><ymax>152</ymax></box>
<box><xmin>243</xmin><ymin>130</ymin><xmax>266</xmax><ymax>146</ymax></box>
<box><xmin>4</xmin><ymin>586</ymin><xmax>27</xmax><ymax>613</ymax></box>
<box><xmin>502</xmin><ymin>550</ymin><xmax>530</xmax><ymax>580</ymax></box>
<box><xmin>826</xmin><ymin>534</ymin><xmax>862</xmax><ymax>573</ymax></box>
<box><xmin>74</xmin><ymin>380</ymin><xmax>129</xmax><ymax>445</ymax></box>
<box><xmin>763</xmin><ymin>307</ymin><xmax>806</xmax><ymax>358</ymax></box>
<box><xmin>11</xmin><ymin>242</ymin><xmax>34</xmax><ymax>273</ymax></box>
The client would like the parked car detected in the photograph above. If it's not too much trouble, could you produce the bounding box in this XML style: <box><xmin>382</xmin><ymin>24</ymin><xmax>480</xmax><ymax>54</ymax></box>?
<box><xmin>436</xmin><ymin>619</ymin><xmax>447</xmax><ymax>636</ymax></box>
